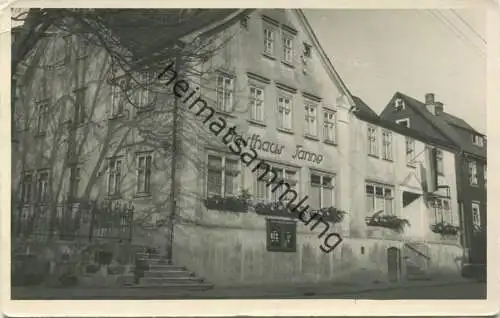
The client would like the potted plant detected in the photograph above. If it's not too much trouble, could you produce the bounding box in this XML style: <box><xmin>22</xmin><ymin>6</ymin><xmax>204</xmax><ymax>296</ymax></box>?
<box><xmin>203</xmin><ymin>189</ymin><xmax>249</xmax><ymax>213</ymax></box>
<box><xmin>365</xmin><ymin>213</ymin><xmax>410</xmax><ymax>233</ymax></box>
<box><xmin>431</xmin><ymin>221</ymin><xmax>460</xmax><ymax>236</ymax></box>
<box><xmin>317</xmin><ymin>206</ymin><xmax>347</xmax><ymax>223</ymax></box>
<box><xmin>254</xmin><ymin>201</ymin><xmax>296</xmax><ymax>218</ymax></box>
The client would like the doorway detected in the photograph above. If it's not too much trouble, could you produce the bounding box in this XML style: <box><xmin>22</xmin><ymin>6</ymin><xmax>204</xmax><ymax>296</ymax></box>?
<box><xmin>387</xmin><ymin>247</ymin><xmax>401</xmax><ymax>282</ymax></box>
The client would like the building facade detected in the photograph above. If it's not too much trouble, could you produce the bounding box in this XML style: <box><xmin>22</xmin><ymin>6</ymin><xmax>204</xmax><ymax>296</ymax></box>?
<box><xmin>379</xmin><ymin>92</ymin><xmax>487</xmax><ymax>280</ymax></box>
<box><xmin>12</xmin><ymin>9</ymin><xmax>467</xmax><ymax>287</ymax></box>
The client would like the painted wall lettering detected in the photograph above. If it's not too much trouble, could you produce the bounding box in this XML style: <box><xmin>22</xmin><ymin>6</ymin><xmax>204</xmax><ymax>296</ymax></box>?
<box><xmin>292</xmin><ymin>145</ymin><xmax>323</xmax><ymax>164</ymax></box>
<box><xmin>246</xmin><ymin>134</ymin><xmax>285</xmax><ymax>155</ymax></box>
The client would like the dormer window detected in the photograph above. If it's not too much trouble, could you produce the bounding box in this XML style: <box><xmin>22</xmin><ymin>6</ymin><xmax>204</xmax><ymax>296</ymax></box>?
<box><xmin>396</xmin><ymin>118</ymin><xmax>410</xmax><ymax>128</ymax></box>
<box><xmin>303</xmin><ymin>43</ymin><xmax>312</xmax><ymax>58</ymax></box>
<box><xmin>472</xmin><ymin>134</ymin><xmax>484</xmax><ymax>147</ymax></box>
<box><xmin>394</xmin><ymin>98</ymin><xmax>405</xmax><ymax>111</ymax></box>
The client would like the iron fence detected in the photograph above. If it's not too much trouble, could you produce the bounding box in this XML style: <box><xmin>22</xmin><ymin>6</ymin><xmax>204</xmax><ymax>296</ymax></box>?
<box><xmin>12</xmin><ymin>200</ymin><xmax>134</xmax><ymax>242</ymax></box>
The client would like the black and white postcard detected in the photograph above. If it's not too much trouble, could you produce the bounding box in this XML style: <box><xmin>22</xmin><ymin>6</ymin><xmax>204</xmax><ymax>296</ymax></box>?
<box><xmin>2</xmin><ymin>0</ymin><xmax>498</xmax><ymax>316</ymax></box>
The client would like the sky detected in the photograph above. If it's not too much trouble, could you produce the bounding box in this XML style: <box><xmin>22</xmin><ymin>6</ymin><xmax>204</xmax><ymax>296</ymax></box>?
<box><xmin>305</xmin><ymin>9</ymin><xmax>487</xmax><ymax>134</ymax></box>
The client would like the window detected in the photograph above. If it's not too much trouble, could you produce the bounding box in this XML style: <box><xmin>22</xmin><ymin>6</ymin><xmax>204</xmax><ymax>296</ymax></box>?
<box><xmin>468</xmin><ymin>160</ymin><xmax>478</xmax><ymax>186</ymax></box>
<box><xmin>394</xmin><ymin>98</ymin><xmax>405</xmax><ymax>111</ymax></box>
<box><xmin>406</xmin><ymin>137</ymin><xmax>415</xmax><ymax>166</ymax></box>
<box><xmin>69</xmin><ymin>165</ymin><xmax>81</xmax><ymax>200</ymax></box>
<box><xmin>216</xmin><ymin>74</ymin><xmax>234</xmax><ymax>112</ymax></box>
<box><xmin>472</xmin><ymin>201</ymin><xmax>481</xmax><ymax>231</ymax></box>
<box><xmin>278</xmin><ymin>95</ymin><xmax>292</xmax><ymax>130</ymax></box>
<box><xmin>263</xmin><ymin>27</ymin><xmax>274</xmax><ymax>55</ymax></box>
<box><xmin>396</xmin><ymin>118</ymin><xmax>410</xmax><ymax>128</ymax></box>
<box><xmin>436</xmin><ymin>149</ymin><xmax>444</xmax><ymax>175</ymax></box>
<box><xmin>107</xmin><ymin>158</ymin><xmax>122</xmax><ymax>196</ymax></box>
<box><xmin>429</xmin><ymin>198</ymin><xmax>453</xmax><ymax>224</ymax></box>
<box><xmin>484</xmin><ymin>165</ymin><xmax>487</xmax><ymax>187</ymax></box>
<box><xmin>472</xmin><ymin>134</ymin><xmax>484</xmax><ymax>147</ymax></box>
<box><xmin>309</xmin><ymin>173</ymin><xmax>335</xmax><ymax>211</ymax></box>
<box><xmin>303</xmin><ymin>43</ymin><xmax>312</xmax><ymax>58</ymax></box>
<box><xmin>21</xmin><ymin>172</ymin><xmax>33</xmax><ymax>203</ymax></box>
<box><xmin>249</xmin><ymin>86</ymin><xmax>264</xmax><ymax>122</ymax></box>
<box><xmin>207</xmin><ymin>155</ymin><xmax>240</xmax><ymax>197</ymax></box>
<box><xmin>365</xmin><ymin>183</ymin><xmax>393</xmax><ymax>215</ymax></box>
<box><xmin>323</xmin><ymin>109</ymin><xmax>336</xmax><ymax>143</ymax></box>
<box><xmin>36</xmin><ymin>102</ymin><xmax>49</xmax><ymax>135</ymax></box>
<box><xmin>111</xmin><ymin>84</ymin><xmax>124</xmax><ymax>117</ymax></box>
<box><xmin>304</xmin><ymin>103</ymin><xmax>317</xmax><ymax>137</ymax></box>
<box><xmin>74</xmin><ymin>88</ymin><xmax>86</xmax><ymax>125</ymax></box>
<box><xmin>254</xmin><ymin>165</ymin><xmax>297</xmax><ymax>203</ymax></box>
<box><xmin>137</xmin><ymin>72</ymin><xmax>155</xmax><ymax>108</ymax></box>
<box><xmin>266</xmin><ymin>219</ymin><xmax>296</xmax><ymax>252</ymax></box>
<box><xmin>283</xmin><ymin>35</ymin><xmax>293</xmax><ymax>63</ymax></box>
<box><xmin>368</xmin><ymin>126</ymin><xmax>378</xmax><ymax>156</ymax></box>
<box><xmin>137</xmin><ymin>153</ymin><xmax>152</xmax><ymax>194</ymax></box>
<box><xmin>382</xmin><ymin>130</ymin><xmax>392</xmax><ymax>160</ymax></box>
<box><xmin>37</xmin><ymin>170</ymin><xmax>49</xmax><ymax>203</ymax></box>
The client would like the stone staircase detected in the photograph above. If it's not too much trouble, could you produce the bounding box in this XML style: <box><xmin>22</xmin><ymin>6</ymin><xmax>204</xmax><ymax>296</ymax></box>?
<box><xmin>121</xmin><ymin>248</ymin><xmax>213</xmax><ymax>290</ymax></box>
<box><xmin>403</xmin><ymin>242</ymin><xmax>431</xmax><ymax>281</ymax></box>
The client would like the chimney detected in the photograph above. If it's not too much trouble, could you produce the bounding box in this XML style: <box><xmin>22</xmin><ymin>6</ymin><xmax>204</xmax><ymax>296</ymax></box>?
<box><xmin>435</xmin><ymin>101</ymin><xmax>444</xmax><ymax>115</ymax></box>
<box><xmin>425</xmin><ymin>93</ymin><xmax>436</xmax><ymax>115</ymax></box>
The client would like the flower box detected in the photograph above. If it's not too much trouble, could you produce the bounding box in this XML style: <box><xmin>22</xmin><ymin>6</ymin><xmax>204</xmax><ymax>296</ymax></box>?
<box><xmin>431</xmin><ymin>222</ymin><xmax>460</xmax><ymax>236</ymax></box>
<box><xmin>254</xmin><ymin>201</ymin><xmax>296</xmax><ymax>218</ymax></box>
<box><xmin>204</xmin><ymin>195</ymin><xmax>248</xmax><ymax>213</ymax></box>
<box><xmin>316</xmin><ymin>206</ymin><xmax>347</xmax><ymax>224</ymax></box>
<box><xmin>365</xmin><ymin>215</ymin><xmax>409</xmax><ymax>233</ymax></box>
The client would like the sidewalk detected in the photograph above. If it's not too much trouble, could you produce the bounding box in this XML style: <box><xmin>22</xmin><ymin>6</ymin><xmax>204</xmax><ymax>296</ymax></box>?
<box><xmin>11</xmin><ymin>276</ymin><xmax>477</xmax><ymax>299</ymax></box>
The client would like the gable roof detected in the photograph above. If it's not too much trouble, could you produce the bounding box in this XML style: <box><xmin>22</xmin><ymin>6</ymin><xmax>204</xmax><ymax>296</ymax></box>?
<box><xmin>393</xmin><ymin>92</ymin><xmax>486</xmax><ymax>160</ymax></box>
<box><xmin>101</xmin><ymin>9</ymin><xmax>245</xmax><ymax>57</ymax></box>
<box><xmin>352</xmin><ymin>95</ymin><xmax>460</xmax><ymax>153</ymax></box>
<box><xmin>440</xmin><ymin>112</ymin><xmax>481</xmax><ymax>134</ymax></box>
<box><xmin>294</xmin><ymin>9</ymin><xmax>356</xmax><ymax>109</ymax></box>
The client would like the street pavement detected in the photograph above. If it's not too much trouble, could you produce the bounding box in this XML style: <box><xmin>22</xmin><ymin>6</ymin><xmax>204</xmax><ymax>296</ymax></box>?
<box><xmin>11</xmin><ymin>279</ymin><xmax>486</xmax><ymax>300</ymax></box>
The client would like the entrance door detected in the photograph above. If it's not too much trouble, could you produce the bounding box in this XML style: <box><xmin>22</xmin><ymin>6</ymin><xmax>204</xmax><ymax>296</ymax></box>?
<box><xmin>387</xmin><ymin>247</ymin><xmax>401</xmax><ymax>282</ymax></box>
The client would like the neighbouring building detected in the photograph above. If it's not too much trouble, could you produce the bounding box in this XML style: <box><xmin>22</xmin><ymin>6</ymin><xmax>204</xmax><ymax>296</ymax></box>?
<box><xmin>379</xmin><ymin>92</ymin><xmax>487</xmax><ymax>280</ymax></box>
<box><xmin>12</xmin><ymin>9</ymin><xmax>468</xmax><ymax>287</ymax></box>
<box><xmin>347</xmin><ymin>96</ymin><xmax>463</xmax><ymax>282</ymax></box>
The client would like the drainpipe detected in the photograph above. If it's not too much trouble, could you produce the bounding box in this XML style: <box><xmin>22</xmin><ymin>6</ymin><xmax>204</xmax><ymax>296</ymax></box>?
<box><xmin>166</xmin><ymin>53</ymin><xmax>181</xmax><ymax>264</ymax></box>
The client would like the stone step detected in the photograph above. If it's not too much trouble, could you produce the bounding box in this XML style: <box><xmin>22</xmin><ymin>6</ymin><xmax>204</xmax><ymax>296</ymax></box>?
<box><xmin>143</xmin><ymin>270</ymin><xmax>194</xmax><ymax>278</ymax></box>
<box><xmin>127</xmin><ymin>282</ymin><xmax>214</xmax><ymax>290</ymax></box>
<box><xmin>139</xmin><ymin>276</ymin><xmax>205</xmax><ymax>285</ymax></box>
<box><xmin>135</xmin><ymin>252</ymin><xmax>162</xmax><ymax>259</ymax></box>
<box><xmin>147</xmin><ymin>264</ymin><xmax>186</xmax><ymax>271</ymax></box>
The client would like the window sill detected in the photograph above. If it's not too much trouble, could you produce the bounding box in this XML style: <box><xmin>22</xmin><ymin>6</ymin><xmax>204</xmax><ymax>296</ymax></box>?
<box><xmin>215</xmin><ymin>110</ymin><xmax>236</xmax><ymax>118</ymax></box>
<box><xmin>368</xmin><ymin>153</ymin><xmax>379</xmax><ymax>159</ymax></box>
<box><xmin>109</xmin><ymin>113</ymin><xmax>126</xmax><ymax>121</ymax></box>
<box><xmin>382</xmin><ymin>158</ymin><xmax>394</xmax><ymax>163</ymax></box>
<box><xmin>136</xmin><ymin>107</ymin><xmax>154</xmax><ymax>115</ymax></box>
<box><xmin>262</xmin><ymin>52</ymin><xmax>276</xmax><ymax>61</ymax></box>
<box><xmin>277</xmin><ymin>127</ymin><xmax>294</xmax><ymax>135</ymax></box>
<box><xmin>304</xmin><ymin>134</ymin><xmax>319</xmax><ymax>141</ymax></box>
<box><xmin>281</xmin><ymin>60</ymin><xmax>295</xmax><ymax>69</ymax></box>
<box><xmin>406</xmin><ymin>164</ymin><xmax>416</xmax><ymax>168</ymax></box>
<box><xmin>106</xmin><ymin>195</ymin><xmax>122</xmax><ymax>200</ymax></box>
<box><xmin>135</xmin><ymin>192</ymin><xmax>152</xmax><ymax>199</ymax></box>
<box><xmin>35</xmin><ymin>132</ymin><xmax>46</xmax><ymax>138</ymax></box>
<box><xmin>247</xmin><ymin>119</ymin><xmax>266</xmax><ymax>127</ymax></box>
<box><xmin>323</xmin><ymin>139</ymin><xmax>337</xmax><ymax>146</ymax></box>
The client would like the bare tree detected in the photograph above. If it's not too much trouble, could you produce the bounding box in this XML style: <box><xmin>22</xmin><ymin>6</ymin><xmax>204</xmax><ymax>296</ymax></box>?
<box><xmin>11</xmin><ymin>9</ymin><xmax>252</xmax><ymax>263</ymax></box>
